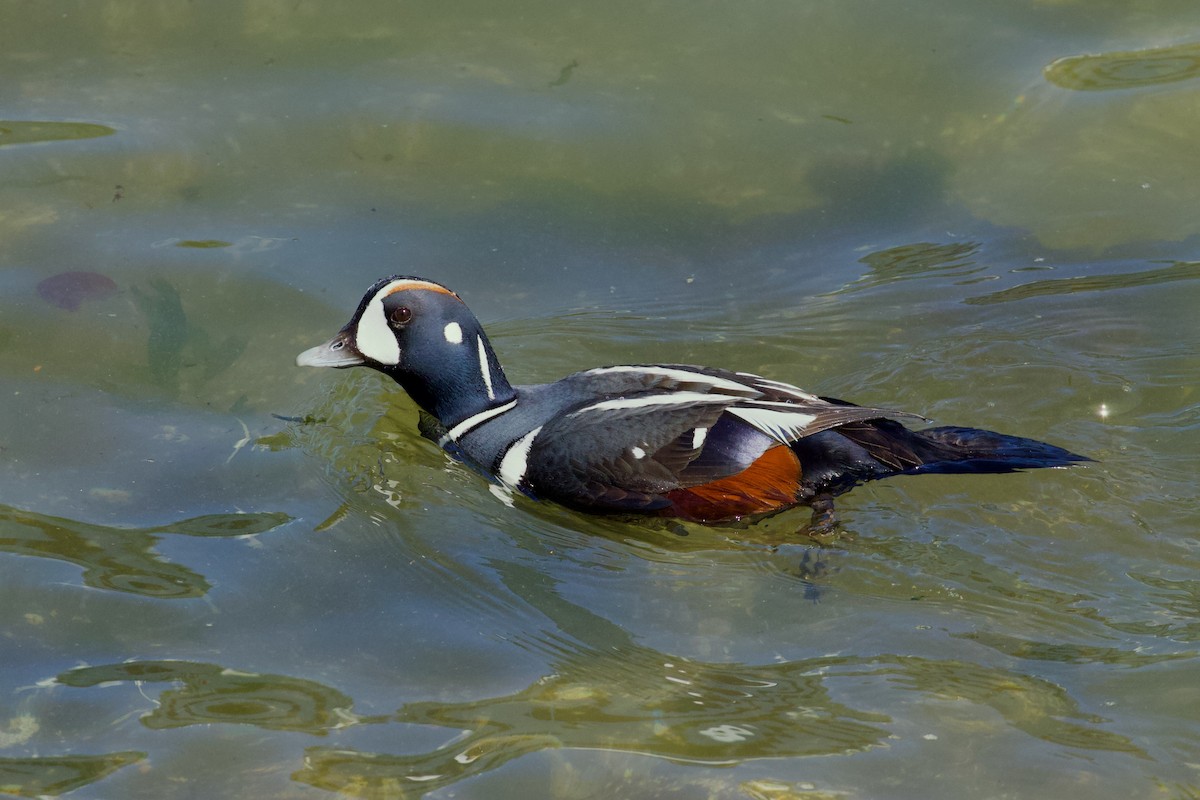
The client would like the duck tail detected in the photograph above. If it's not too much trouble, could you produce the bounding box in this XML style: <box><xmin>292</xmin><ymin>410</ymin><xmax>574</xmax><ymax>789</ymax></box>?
<box><xmin>791</xmin><ymin>417</ymin><xmax>1090</xmax><ymax>496</ymax></box>
<box><xmin>902</xmin><ymin>425</ymin><xmax>1092</xmax><ymax>475</ymax></box>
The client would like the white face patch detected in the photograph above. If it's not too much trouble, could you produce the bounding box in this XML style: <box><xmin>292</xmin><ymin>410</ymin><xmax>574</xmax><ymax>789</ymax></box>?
<box><xmin>443</xmin><ymin>321</ymin><xmax>463</xmax><ymax>344</ymax></box>
<box><xmin>355</xmin><ymin>290</ymin><xmax>401</xmax><ymax>365</ymax></box>
<box><xmin>353</xmin><ymin>278</ymin><xmax>461</xmax><ymax>366</ymax></box>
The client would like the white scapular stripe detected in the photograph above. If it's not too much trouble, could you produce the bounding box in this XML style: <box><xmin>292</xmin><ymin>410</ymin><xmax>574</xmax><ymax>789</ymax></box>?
<box><xmin>355</xmin><ymin>292</ymin><xmax>401</xmax><ymax>365</ymax></box>
<box><xmin>737</xmin><ymin>373</ymin><xmax>822</xmax><ymax>402</ymax></box>
<box><xmin>498</xmin><ymin>426</ymin><xmax>542</xmax><ymax>488</ymax></box>
<box><xmin>691</xmin><ymin>427</ymin><xmax>708</xmax><ymax>449</ymax></box>
<box><xmin>631</xmin><ymin>446</ymin><xmax>646</xmax><ymax>459</ymax></box>
<box><xmin>571</xmin><ymin>392</ymin><xmax>729</xmax><ymax>415</ymax></box>
<box><xmin>443</xmin><ymin>321</ymin><xmax>463</xmax><ymax>344</ymax></box>
<box><xmin>585</xmin><ymin>365</ymin><xmax>758</xmax><ymax>396</ymax></box>
<box><xmin>477</xmin><ymin>336</ymin><xmax>495</xmax><ymax>400</ymax></box>
<box><xmin>742</xmin><ymin>399</ymin><xmax>827</xmax><ymax>410</ymax></box>
<box><xmin>728</xmin><ymin>406</ymin><xmax>817</xmax><ymax>442</ymax></box>
<box><xmin>439</xmin><ymin>399</ymin><xmax>518</xmax><ymax>446</ymax></box>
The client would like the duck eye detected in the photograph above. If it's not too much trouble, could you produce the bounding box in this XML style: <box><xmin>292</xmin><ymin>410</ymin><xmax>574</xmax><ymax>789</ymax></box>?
<box><xmin>389</xmin><ymin>306</ymin><xmax>412</xmax><ymax>327</ymax></box>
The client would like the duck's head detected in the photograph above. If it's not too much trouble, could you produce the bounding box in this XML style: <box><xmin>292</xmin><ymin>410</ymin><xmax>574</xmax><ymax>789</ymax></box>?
<box><xmin>297</xmin><ymin>275</ymin><xmax>514</xmax><ymax>424</ymax></box>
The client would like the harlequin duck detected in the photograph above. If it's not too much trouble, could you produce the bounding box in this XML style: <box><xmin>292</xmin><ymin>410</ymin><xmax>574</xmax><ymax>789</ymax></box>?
<box><xmin>297</xmin><ymin>276</ymin><xmax>1089</xmax><ymax>524</ymax></box>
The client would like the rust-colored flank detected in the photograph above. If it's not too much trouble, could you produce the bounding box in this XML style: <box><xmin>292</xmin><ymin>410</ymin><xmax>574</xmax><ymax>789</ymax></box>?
<box><xmin>666</xmin><ymin>444</ymin><xmax>802</xmax><ymax>522</ymax></box>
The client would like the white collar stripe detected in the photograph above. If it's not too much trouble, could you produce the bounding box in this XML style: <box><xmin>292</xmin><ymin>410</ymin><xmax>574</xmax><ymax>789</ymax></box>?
<box><xmin>497</xmin><ymin>426</ymin><xmax>542</xmax><ymax>489</ymax></box>
<box><xmin>439</xmin><ymin>399</ymin><xmax>518</xmax><ymax>445</ymax></box>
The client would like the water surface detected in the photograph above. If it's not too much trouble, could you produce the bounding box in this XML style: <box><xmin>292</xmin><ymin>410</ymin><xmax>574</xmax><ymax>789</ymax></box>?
<box><xmin>2</xmin><ymin>2</ymin><xmax>1198</xmax><ymax>798</ymax></box>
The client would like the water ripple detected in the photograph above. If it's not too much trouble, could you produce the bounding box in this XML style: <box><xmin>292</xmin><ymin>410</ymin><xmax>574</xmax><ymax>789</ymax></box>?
<box><xmin>965</xmin><ymin>260</ymin><xmax>1200</xmax><ymax>305</ymax></box>
<box><xmin>0</xmin><ymin>504</ymin><xmax>292</xmax><ymax>599</ymax></box>
<box><xmin>56</xmin><ymin>660</ymin><xmax>368</xmax><ymax>735</ymax></box>
<box><xmin>0</xmin><ymin>752</ymin><xmax>144</xmax><ymax>798</ymax></box>
<box><xmin>834</xmin><ymin>241</ymin><xmax>985</xmax><ymax>294</ymax></box>
<box><xmin>1046</xmin><ymin>42</ymin><xmax>1200</xmax><ymax>91</ymax></box>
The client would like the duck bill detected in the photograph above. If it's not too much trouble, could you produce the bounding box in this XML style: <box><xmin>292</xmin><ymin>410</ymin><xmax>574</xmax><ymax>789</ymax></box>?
<box><xmin>296</xmin><ymin>330</ymin><xmax>365</xmax><ymax>368</ymax></box>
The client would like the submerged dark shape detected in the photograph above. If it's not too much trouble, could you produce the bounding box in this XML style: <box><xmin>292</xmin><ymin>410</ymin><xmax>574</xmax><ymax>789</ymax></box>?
<box><xmin>36</xmin><ymin>270</ymin><xmax>118</xmax><ymax>311</ymax></box>
<box><xmin>0</xmin><ymin>120</ymin><xmax>116</xmax><ymax>147</ymax></box>
<box><xmin>0</xmin><ymin>503</ymin><xmax>293</xmax><ymax>599</ymax></box>
<box><xmin>0</xmin><ymin>752</ymin><xmax>145</xmax><ymax>798</ymax></box>
<box><xmin>297</xmin><ymin>275</ymin><xmax>1090</xmax><ymax>524</ymax></box>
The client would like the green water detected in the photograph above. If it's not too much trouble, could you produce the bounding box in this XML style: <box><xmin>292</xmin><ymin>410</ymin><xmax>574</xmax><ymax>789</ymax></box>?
<box><xmin>2</xmin><ymin>1</ymin><xmax>1198</xmax><ymax>798</ymax></box>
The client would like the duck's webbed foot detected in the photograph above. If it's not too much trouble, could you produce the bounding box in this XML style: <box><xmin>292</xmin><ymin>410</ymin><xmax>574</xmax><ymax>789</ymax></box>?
<box><xmin>798</xmin><ymin>494</ymin><xmax>840</xmax><ymax>539</ymax></box>
<box><xmin>417</xmin><ymin>411</ymin><xmax>448</xmax><ymax>443</ymax></box>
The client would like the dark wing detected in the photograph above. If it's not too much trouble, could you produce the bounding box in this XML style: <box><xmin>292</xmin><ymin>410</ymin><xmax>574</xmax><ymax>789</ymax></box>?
<box><xmin>575</xmin><ymin>364</ymin><xmax>925</xmax><ymax>436</ymax></box>
<box><xmin>525</xmin><ymin>392</ymin><xmax>734</xmax><ymax>511</ymax></box>
<box><xmin>523</xmin><ymin>366</ymin><xmax>927</xmax><ymax>513</ymax></box>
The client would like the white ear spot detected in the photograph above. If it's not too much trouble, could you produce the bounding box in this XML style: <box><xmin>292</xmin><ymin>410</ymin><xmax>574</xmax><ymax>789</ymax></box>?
<box><xmin>443</xmin><ymin>321</ymin><xmax>463</xmax><ymax>344</ymax></box>
<box><xmin>355</xmin><ymin>291</ymin><xmax>401</xmax><ymax>365</ymax></box>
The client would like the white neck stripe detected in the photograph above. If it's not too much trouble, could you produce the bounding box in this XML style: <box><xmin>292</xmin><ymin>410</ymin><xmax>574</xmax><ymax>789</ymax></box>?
<box><xmin>477</xmin><ymin>336</ymin><xmax>496</xmax><ymax>401</ymax></box>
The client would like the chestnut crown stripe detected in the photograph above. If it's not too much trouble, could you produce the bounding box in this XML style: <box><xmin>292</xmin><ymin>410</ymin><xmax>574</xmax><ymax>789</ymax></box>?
<box><xmin>382</xmin><ymin>279</ymin><xmax>461</xmax><ymax>299</ymax></box>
